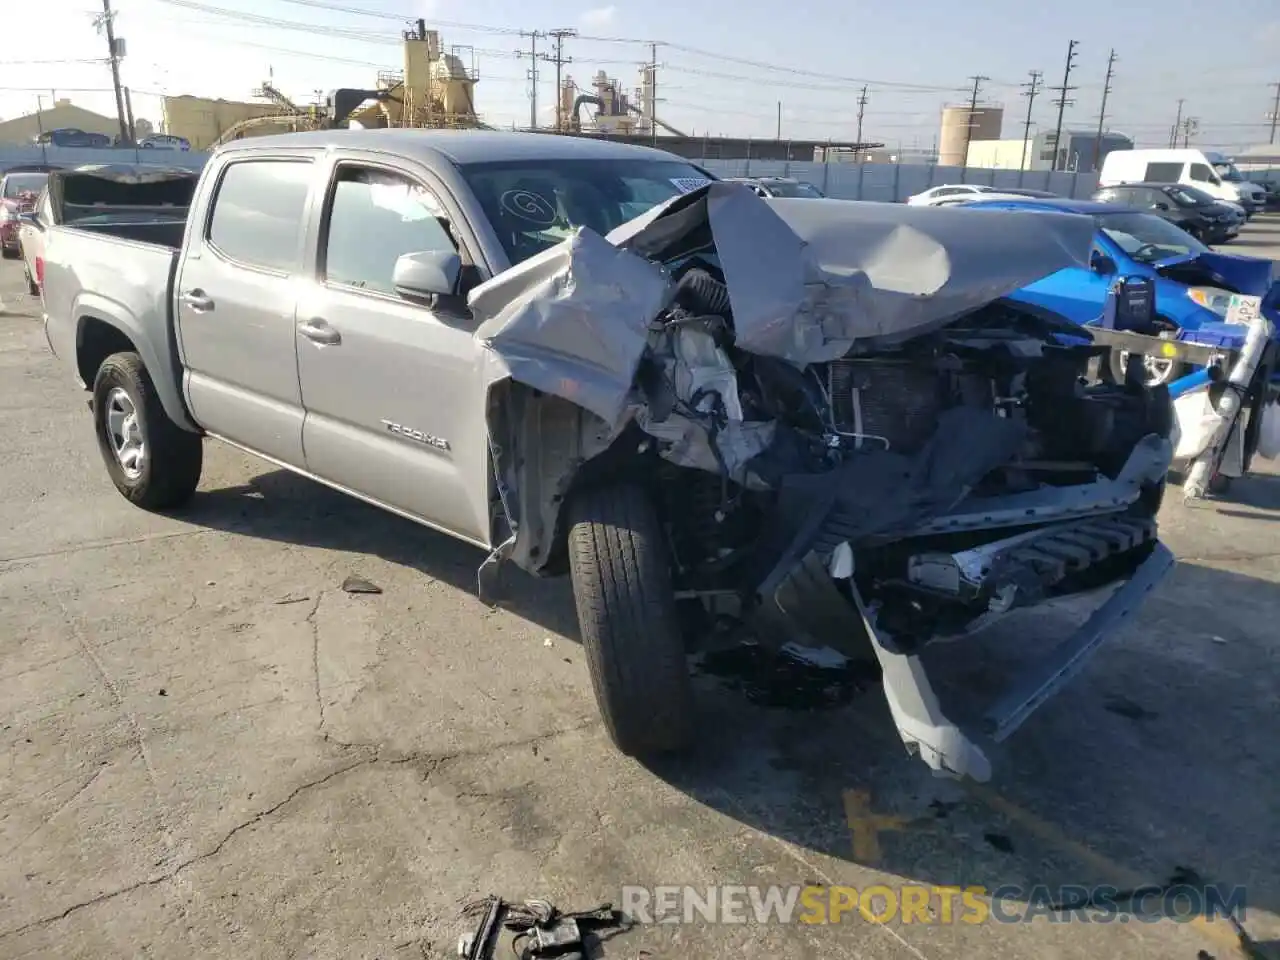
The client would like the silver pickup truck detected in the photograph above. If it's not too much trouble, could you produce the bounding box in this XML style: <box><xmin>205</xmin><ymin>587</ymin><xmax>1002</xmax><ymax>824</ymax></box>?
<box><xmin>41</xmin><ymin>130</ymin><xmax>1175</xmax><ymax>780</ymax></box>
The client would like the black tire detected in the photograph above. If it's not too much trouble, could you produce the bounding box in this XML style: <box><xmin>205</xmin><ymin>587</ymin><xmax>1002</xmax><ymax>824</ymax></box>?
<box><xmin>1208</xmin><ymin>473</ymin><xmax>1233</xmax><ymax>496</ymax></box>
<box><xmin>0</xmin><ymin>246</ymin><xmax>18</xmax><ymax>260</ymax></box>
<box><xmin>566</xmin><ymin>483</ymin><xmax>695</xmax><ymax>758</ymax></box>
<box><xmin>23</xmin><ymin>265</ymin><xmax>38</xmax><ymax>296</ymax></box>
<box><xmin>92</xmin><ymin>352</ymin><xmax>203</xmax><ymax>510</ymax></box>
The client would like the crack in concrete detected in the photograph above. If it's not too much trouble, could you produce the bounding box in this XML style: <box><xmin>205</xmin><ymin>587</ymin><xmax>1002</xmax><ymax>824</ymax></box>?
<box><xmin>0</xmin><ymin>719</ymin><xmax>600</xmax><ymax>941</ymax></box>
<box><xmin>307</xmin><ymin>592</ymin><xmax>326</xmax><ymax>731</ymax></box>
<box><xmin>0</xmin><ymin>529</ymin><xmax>215</xmax><ymax>567</ymax></box>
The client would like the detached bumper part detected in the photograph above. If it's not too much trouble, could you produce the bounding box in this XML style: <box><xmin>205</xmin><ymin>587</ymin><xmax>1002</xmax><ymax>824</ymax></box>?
<box><xmin>866</xmin><ymin>542</ymin><xmax>1175</xmax><ymax>781</ymax></box>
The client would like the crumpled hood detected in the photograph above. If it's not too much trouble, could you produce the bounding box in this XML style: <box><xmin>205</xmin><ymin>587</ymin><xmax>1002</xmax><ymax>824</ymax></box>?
<box><xmin>471</xmin><ymin>182</ymin><xmax>1095</xmax><ymax>424</ymax></box>
<box><xmin>1155</xmin><ymin>249</ymin><xmax>1275</xmax><ymax>297</ymax></box>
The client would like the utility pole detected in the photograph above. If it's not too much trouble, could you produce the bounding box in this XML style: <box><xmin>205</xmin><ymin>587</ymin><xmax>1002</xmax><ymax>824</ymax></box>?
<box><xmin>776</xmin><ymin>101</ymin><xmax>782</xmax><ymax>140</ymax></box>
<box><xmin>94</xmin><ymin>0</ymin><xmax>131</xmax><ymax>144</ymax></box>
<box><xmin>1267</xmin><ymin>81</ymin><xmax>1280</xmax><ymax>144</ymax></box>
<box><xmin>960</xmin><ymin>74</ymin><xmax>988</xmax><ymax>175</ymax></box>
<box><xmin>649</xmin><ymin>41</ymin><xmax>659</xmax><ymax>145</ymax></box>
<box><xmin>540</xmin><ymin>28</ymin><xmax>576</xmax><ymax>132</ymax></box>
<box><xmin>515</xmin><ymin>31</ymin><xmax>544</xmax><ymax>129</ymax></box>
<box><xmin>854</xmin><ymin>85</ymin><xmax>869</xmax><ymax>156</ymax></box>
<box><xmin>1169</xmin><ymin>99</ymin><xmax>1185</xmax><ymax>148</ymax></box>
<box><xmin>1018</xmin><ymin>70</ymin><xmax>1042</xmax><ymax>174</ymax></box>
<box><xmin>1091</xmin><ymin>48</ymin><xmax>1117</xmax><ymax>172</ymax></box>
<box><xmin>1048</xmin><ymin>39</ymin><xmax>1079</xmax><ymax>172</ymax></box>
<box><xmin>1180</xmin><ymin>116</ymin><xmax>1199</xmax><ymax>148</ymax></box>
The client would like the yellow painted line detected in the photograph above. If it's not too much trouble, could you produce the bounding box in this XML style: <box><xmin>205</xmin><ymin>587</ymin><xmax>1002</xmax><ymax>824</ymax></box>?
<box><xmin>964</xmin><ymin>782</ymin><xmax>1245</xmax><ymax>957</ymax></box>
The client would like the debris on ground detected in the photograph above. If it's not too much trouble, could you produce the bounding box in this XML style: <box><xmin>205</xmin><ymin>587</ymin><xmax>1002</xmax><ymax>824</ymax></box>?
<box><xmin>983</xmin><ymin>832</ymin><xmax>1015</xmax><ymax>854</ymax></box>
<box><xmin>341</xmin><ymin>575</ymin><xmax>383</xmax><ymax>595</ymax></box>
<box><xmin>1103</xmin><ymin>695</ymin><xmax>1160</xmax><ymax>721</ymax></box>
<box><xmin>459</xmin><ymin>896</ymin><xmax>632</xmax><ymax>960</ymax></box>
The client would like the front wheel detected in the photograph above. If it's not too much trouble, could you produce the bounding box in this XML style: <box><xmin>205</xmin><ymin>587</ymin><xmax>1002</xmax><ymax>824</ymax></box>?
<box><xmin>566</xmin><ymin>483</ymin><xmax>695</xmax><ymax>758</ymax></box>
<box><xmin>92</xmin><ymin>352</ymin><xmax>203</xmax><ymax>510</ymax></box>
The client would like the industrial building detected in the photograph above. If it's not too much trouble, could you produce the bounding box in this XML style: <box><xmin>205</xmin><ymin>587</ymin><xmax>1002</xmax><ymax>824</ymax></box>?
<box><xmin>937</xmin><ymin>104</ymin><xmax>1004</xmax><ymax>166</ymax></box>
<box><xmin>0</xmin><ymin>99</ymin><xmax>124</xmax><ymax>145</ymax></box>
<box><xmin>966</xmin><ymin>129</ymin><xmax>1133</xmax><ymax>173</ymax></box>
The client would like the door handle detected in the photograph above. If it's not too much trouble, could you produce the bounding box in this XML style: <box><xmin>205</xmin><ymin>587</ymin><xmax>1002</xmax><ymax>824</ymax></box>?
<box><xmin>298</xmin><ymin>318</ymin><xmax>342</xmax><ymax>346</ymax></box>
<box><xmin>180</xmin><ymin>289</ymin><xmax>214</xmax><ymax>312</ymax></box>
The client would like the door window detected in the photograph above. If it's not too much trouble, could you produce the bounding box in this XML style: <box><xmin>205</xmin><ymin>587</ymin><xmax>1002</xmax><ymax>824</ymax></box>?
<box><xmin>207</xmin><ymin>160</ymin><xmax>311</xmax><ymax>272</ymax></box>
<box><xmin>1189</xmin><ymin>163</ymin><xmax>1214</xmax><ymax>183</ymax></box>
<box><xmin>322</xmin><ymin>166</ymin><xmax>457</xmax><ymax>297</ymax></box>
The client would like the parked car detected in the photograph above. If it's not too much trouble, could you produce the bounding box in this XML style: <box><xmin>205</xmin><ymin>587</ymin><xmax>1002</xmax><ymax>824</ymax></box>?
<box><xmin>0</xmin><ymin>170</ymin><xmax>50</xmax><ymax>259</ymax></box>
<box><xmin>1098</xmin><ymin>149</ymin><xmax>1267</xmax><ymax>216</ymax></box>
<box><xmin>930</xmin><ymin>191</ymin><xmax>1058</xmax><ymax>207</ymax></box>
<box><xmin>906</xmin><ymin>184</ymin><xmax>1000</xmax><ymax>205</ymax></box>
<box><xmin>723</xmin><ymin>176</ymin><xmax>824</xmax><ymax>198</ymax></box>
<box><xmin>139</xmin><ymin>134</ymin><xmax>192</xmax><ymax>151</ymax></box>
<box><xmin>969</xmin><ymin>197</ymin><xmax>1280</xmax><ymax>387</ymax></box>
<box><xmin>1091</xmin><ymin>182</ymin><xmax>1242</xmax><ymax>244</ymax></box>
<box><xmin>39</xmin><ymin>131</ymin><xmax>1176</xmax><ymax>781</ymax></box>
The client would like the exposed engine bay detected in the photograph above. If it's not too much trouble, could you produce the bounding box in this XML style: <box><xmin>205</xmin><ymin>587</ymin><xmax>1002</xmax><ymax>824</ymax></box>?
<box><xmin>472</xmin><ymin>182</ymin><xmax>1175</xmax><ymax>780</ymax></box>
<box><xmin>647</xmin><ymin>268</ymin><xmax>1170</xmax><ymax>648</ymax></box>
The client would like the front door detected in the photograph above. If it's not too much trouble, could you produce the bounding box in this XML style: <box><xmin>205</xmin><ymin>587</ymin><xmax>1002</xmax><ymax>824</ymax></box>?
<box><xmin>295</xmin><ymin>159</ymin><xmax>492</xmax><ymax>547</ymax></box>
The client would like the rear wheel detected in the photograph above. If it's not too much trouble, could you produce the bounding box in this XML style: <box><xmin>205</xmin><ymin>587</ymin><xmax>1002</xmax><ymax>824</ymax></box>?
<box><xmin>0</xmin><ymin>245</ymin><xmax>17</xmax><ymax>260</ymax></box>
<box><xmin>23</xmin><ymin>264</ymin><xmax>38</xmax><ymax>296</ymax></box>
<box><xmin>92</xmin><ymin>352</ymin><xmax>203</xmax><ymax>510</ymax></box>
<box><xmin>566</xmin><ymin>482</ymin><xmax>694</xmax><ymax>758</ymax></box>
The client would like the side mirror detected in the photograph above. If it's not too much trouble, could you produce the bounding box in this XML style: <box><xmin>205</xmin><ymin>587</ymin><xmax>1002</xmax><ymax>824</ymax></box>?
<box><xmin>1152</xmin><ymin>202</ymin><xmax>1170</xmax><ymax>211</ymax></box>
<box><xmin>18</xmin><ymin>212</ymin><xmax>41</xmax><ymax>228</ymax></box>
<box><xmin>1091</xmin><ymin>252</ymin><xmax>1117</xmax><ymax>275</ymax></box>
<box><xmin>393</xmin><ymin>249</ymin><xmax>461</xmax><ymax>300</ymax></box>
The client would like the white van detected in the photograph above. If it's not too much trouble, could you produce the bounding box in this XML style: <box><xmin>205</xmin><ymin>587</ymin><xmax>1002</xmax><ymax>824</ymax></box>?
<box><xmin>1098</xmin><ymin>149</ymin><xmax>1266</xmax><ymax>214</ymax></box>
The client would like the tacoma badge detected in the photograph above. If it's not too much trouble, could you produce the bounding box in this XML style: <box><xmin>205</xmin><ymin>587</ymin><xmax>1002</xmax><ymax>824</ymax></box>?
<box><xmin>380</xmin><ymin>419</ymin><xmax>450</xmax><ymax>451</ymax></box>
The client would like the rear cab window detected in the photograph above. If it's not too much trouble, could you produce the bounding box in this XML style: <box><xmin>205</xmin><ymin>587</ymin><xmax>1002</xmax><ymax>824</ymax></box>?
<box><xmin>206</xmin><ymin>159</ymin><xmax>312</xmax><ymax>272</ymax></box>
<box><xmin>320</xmin><ymin>164</ymin><xmax>459</xmax><ymax>297</ymax></box>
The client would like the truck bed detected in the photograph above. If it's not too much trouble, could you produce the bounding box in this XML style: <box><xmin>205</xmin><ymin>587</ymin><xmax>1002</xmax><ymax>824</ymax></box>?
<box><xmin>41</xmin><ymin>223</ymin><xmax>192</xmax><ymax>430</ymax></box>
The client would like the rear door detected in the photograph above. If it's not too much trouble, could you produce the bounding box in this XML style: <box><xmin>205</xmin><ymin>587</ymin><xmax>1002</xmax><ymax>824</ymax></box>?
<box><xmin>294</xmin><ymin>155</ymin><xmax>492</xmax><ymax>547</ymax></box>
<box><xmin>175</xmin><ymin>155</ymin><xmax>316</xmax><ymax>466</ymax></box>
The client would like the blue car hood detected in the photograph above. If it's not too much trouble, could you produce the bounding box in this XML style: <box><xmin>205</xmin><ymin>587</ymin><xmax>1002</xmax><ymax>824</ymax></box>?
<box><xmin>1154</xmin><ymin>250</ymin><xmax>1275</xmax><ymax>297</ymax></box>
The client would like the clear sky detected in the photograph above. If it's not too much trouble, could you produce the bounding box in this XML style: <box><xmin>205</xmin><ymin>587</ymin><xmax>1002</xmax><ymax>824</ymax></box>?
<box><xmin>3</xmin><ymin>0</ymin><xmax>1278</xmax><ymax>153</ymax></box>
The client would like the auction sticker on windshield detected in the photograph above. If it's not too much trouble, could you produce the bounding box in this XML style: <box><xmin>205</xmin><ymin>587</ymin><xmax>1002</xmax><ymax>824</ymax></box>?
<box><xmin>1225</xmin><ymin>294</ymin><xmax>1263</xmax><ymax>327</ymax></box>
<box><xmin>670</xmin><ymin>177</ymin><xmax>712</xmax><ymax>194</ymax></box>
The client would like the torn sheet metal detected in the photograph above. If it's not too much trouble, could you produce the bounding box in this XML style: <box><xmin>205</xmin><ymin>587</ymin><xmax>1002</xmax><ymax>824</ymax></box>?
<box><xmin>612</xmin><ymin>183</ymin><xmax>1096</xmax><ymax>364</ymax></box>
<box><xmin>470</xmin><ymin>227</ymin><xmax>672</xmax><ymax>424</ymax></box>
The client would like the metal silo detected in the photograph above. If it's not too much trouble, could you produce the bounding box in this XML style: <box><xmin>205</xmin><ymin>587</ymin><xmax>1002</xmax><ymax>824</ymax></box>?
<box><xmin>939</xmin><ymin>105</ymin><xmax>1004</xmax><ymax>166</ymax></box>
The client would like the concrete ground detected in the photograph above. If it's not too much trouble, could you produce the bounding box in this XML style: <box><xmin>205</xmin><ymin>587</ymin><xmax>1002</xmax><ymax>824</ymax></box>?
<box><xmin>1</xmin><ymin>219</ymin><xmax>1279</xmax><ymax>960</ymax></box>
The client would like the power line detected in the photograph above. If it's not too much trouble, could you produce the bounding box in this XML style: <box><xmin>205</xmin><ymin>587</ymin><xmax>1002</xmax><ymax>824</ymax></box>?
<box><xmin>960</xmin><ymin>74</ymin><xmax>988</xmax><ymax>176</ymax></box>
<box><xmin>1169</xmin><ymin>98</ymin><xmax>1185</xmax><ymax>148</ymax></box>
<box><xmin>648</xmin><ymin>41</ymin><xmax>658</xmax><ymax>145</ymax></box>
<box><xmin>1018</xmin><ymin>69</ymin><xmax>1042</xmax><ymax>174</ymax></box>
<box><xmin>1180</xmin><ymin>116</ymin><xmax>1199</xmax><ymax>148</ymax></box>
<box><xmin>539</xmin><ymin>28</ymin><xmax>575</xmax><ymax>131</ymax></box>
<box><xmin>1048</xmin><ymin>39</ymin><xmax>1079</xmax><ymax>172</ymax></box>
<box><xmin>1267</xmin><ymin>81</ymin><xmax>1280</xmax><ymax>145</ymax></box>
<box><xmin>94</xmin><ymin>0</ymin><xmax>132</xmax><ymax>144</ymax></box>
<box><xmin>513</xmin><ymin>30</ymin><xmax>543</xmax><ymax>129</ymax></box>
<box><xmin>1091</xmin><ymin>48</ymin><xmax>1117</xmax><ymax>171</ymax></box>
<box><xmin>854</xmin><ymin>85</ymin><xmax>868</xmax><ymax>150</ymax></box>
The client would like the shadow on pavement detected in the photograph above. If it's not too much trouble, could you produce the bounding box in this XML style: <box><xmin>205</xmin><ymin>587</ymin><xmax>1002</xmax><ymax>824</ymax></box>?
<box><xmin>182</xmin><ymin>469</ymin><xmax>1278</xmax><ymax>921</ymax></box>
<box><xmin>180</xmin><ymin>467</ymin><xmax>580</xmax><ymax>638</ymax></box>
<box><xmin>652</xmin><ymin>560</ymin><xmax>1280</xmax><ymax>921</ymax></box>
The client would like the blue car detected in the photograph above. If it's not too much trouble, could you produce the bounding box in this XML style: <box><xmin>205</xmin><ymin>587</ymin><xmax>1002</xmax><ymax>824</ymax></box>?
<box><xmin>965</xmin><ymin>198</ymin><xmax>1280</xmax><ymax>385</ymax></box>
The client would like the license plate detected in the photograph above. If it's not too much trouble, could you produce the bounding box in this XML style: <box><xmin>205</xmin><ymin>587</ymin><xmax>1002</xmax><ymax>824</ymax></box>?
<box><xmin>1225</xmin><ymin>294</ymin><xmax>1263</xmax><ymax>327</ymax></box>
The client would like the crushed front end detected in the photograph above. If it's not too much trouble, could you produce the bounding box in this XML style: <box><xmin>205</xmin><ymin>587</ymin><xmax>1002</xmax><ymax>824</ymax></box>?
<box><xmin>473</xmin><ymin>184</ymin><xmax>1175</xmax><ymax>780</ymax></box>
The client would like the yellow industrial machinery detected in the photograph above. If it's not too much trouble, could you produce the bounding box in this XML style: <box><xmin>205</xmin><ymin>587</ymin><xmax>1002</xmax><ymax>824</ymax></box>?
<box><xmin>205</xmin><ymin>22</ymin><xmax>485</xmax><ymax>149</ymax></box>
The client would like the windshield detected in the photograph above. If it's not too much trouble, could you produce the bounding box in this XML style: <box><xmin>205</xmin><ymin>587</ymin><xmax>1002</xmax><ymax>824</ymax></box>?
<box><xmin>1096</xmin><ymin>211</ymin><xmax>1208</xmax><ymax>262</ymax></box>
<box><xmin>768</xmin><ymin>181</ymin><xmax>824</xmax><ymax>198</ymax></box>
<box><xmin>1212</xmin><ymin>162</ymin><xmax>1243</xmax><ymax>182</ymax></box>
<box><xmin>460</xmin><ymin>158</ymin><xmax>713</xmax><ymax>265</ymax></box>
<box><xmin>2</xmin><ymin>173</ymin><xmax>48</xmax><ymax>199</ymax></box>
<box><xmin>1167</xmin><ymin>185</ymin><xmax>1215</xmax><ymax>206</ymax></box>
